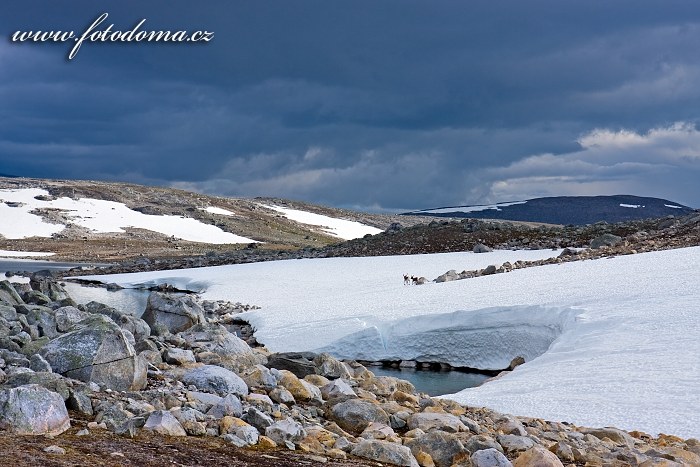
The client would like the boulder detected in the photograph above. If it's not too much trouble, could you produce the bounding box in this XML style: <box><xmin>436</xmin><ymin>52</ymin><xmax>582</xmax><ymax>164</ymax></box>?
<box><xmin>39</xmin><ymin>315</ymin><xmax>147</xmax><ymax>391</ymax></box>
<box><xmin>329</xmin><ymin>399</ymin><xmax>390</xmax><ymax>435</ymax></box>
<box><xmin>472</xmin><ymin>448</ymin><xmax>513</xmax><ymax>467</ymax></box>
<box><xmin>17</xmin><ymin>305</ymin><xmax>58</xmax><ymax>339</ymax></box>
<box><xmin>265</xmin><ymin>418</ymin><xmax>307</xmax><ymax>449</ymax></box>
<box><xmin>29</xmin><ymin>278</ymin><xmax>69</xmax><ymax>302</ymax></box>
<box><xmin>163</xmin><ymin>347</ymin><xmax>196</xmax><ymax>365</ymax></box>
<box><xmin>241</xmin><ymin>364</ymin><xmax>277</xmax><ymax>389</ymax></box>
<box><xmin>406</xmin><ymin>430</ymin><xmax>469</xmax><ymax>467</ymax></box>
<box><xmin>351</xmin><ymin>439</ymin><xmax>419</xmax><ymax>467</ymax></box>
<box><xmin>590</xmin><ymin>233</ymin><xmax>622</xmax><ymax>249</ymax></box>
<box><xmin>144</xmin><ymin>410</ymin><xmax>187</xmax><ymax>436</ymax></box>
<box><xmin>3</xmin><ymin>372</ymin><xmax>69</xmax><ymax>400</ymax></box>
<box><xmin>497</xmin><ymin>434</ymin><xmax>536</xmax><ymax>454</ymax></box>
<box><xmin>435</xmin><ymin>270</ymin><xmax>459</xmax><ymax>283</ymax></box>
<box><xmin>179</xmin><ymin>323</ymin><xmax>252</xmax><ymax>357</ymax></box>
<box><xmin>179</xmin><ymin>365</ymin><xmax>248</xmax><ymax>397</ymax></box>
<box><xmin>266</xmin><ymin>352</ymin><xmax>318</xmax><ymax>378</ymax></box>
<box><xmin>54</xmin><ymin>306</ymin><xmax>90</xmax><ymax>332</ymax></box>
<box><xmin>83</xmin><ymin>302</ymin><xmax>151</xmax><ymax>344</ymax></box>
<box><xmin>0</xmin><ymin>384</ymin><xmax>70</xmax><ymax>435</ymax></box>
<box><xmin>582</xmin><ymin>427</ymin><xmax>635</xmax><ymax>447</ymax></box>
<box><xmin>465</xmin><ymin>435</ymin><xmax>504</xmax><ymax>454</ymax></box>
<box><xmin>513</xmin><ymin>446</ymin><xmax>564</xmax><ymax>467</ymax></box>
<box><xmin>0</xmin><ymin>281</ymin><xmax>24</xmax><ymax>306</ymax></box>
<box><xmin>142</xmin><ymin>292</ymin><xmax>204</xmax><ymax>334</ymax></box>
<box><xmin>207</xmin><ymin>394</ymin><xmax>243</xmax><ymax>418</ymax></box>
<box><xmin>313</xmin><ymin>353</ymin><xmax>353</xmax><ymax>379</ymax></box>
<box><xmin>320</xmin><ymin>379</ymin><xmax>357</xmax><ymax>401</ymax></box>
<box><xmin>473</xmin><ymin>243</ymin><xmax>493</xmax><ymax>253</ymax></box>
<box><xmin>407</xmin><ymin>412</ymin><xmax>466</xmax><ymax>433</ymax></box>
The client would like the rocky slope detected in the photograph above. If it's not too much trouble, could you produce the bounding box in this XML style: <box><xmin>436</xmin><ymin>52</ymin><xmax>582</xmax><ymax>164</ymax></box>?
<box><xmin>0</xmin><ymin>279</ymin><xmax>698</xmax><ymax>467</ymax></box>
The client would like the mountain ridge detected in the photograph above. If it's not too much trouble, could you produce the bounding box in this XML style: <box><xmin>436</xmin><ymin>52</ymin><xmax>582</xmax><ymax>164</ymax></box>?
<box><xmin>403</xmin><ymin>194</ymin><xmax>696</xmax><ymax>225</ymax></box>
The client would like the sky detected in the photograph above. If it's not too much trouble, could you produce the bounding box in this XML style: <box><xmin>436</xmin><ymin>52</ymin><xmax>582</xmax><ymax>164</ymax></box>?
<box><xmin>2</xmin><ymin>1</ymin><xmax>700</xmax><ymax>211</ymax></box>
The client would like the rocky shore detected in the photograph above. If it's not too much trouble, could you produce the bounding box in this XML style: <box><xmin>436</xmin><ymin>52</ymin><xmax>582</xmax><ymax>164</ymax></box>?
<box><xmin>1</xmin><ymin>277</ymin><xmax>698</xmax><ymax>466</ymax></box>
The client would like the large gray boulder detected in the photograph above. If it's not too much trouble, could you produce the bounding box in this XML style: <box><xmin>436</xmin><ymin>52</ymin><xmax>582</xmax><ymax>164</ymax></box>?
<box><xmin>0</xmin><ymin>384</ymin><xmax>70</xmax><ymax>435</ymax></box>
<box><xmin>590</xmin><ymin>233</ymin><xmax>623</xmax><ymax>249</ymax></box>
<box><xmin>351</xmin><ymin>439</ymin><xmax>419</xmax><ymax>467</ymax></box>
<box><xmin>54</xmin><ymin>306</ymin><xmax>91</xmax><ymax>332</ymax></box>
<box><xmin>407</xmin><ymin>412</ymin><xmax>466</xmax><ymax>433</ymax></box>
<box><xmin>83</xmin><ymin>301</ymin><xmax>151</xmax><ymax>344</ymax></box>
<box><xmin>142</xmin><ymin>292</ymin><xmax>204</xmax><ymax>335</ymax></box>
<box><xmin>179</xmin><ymin>323</ymin><xmax>252</xmax><ymax>357</ymax></box>
<box><xmin>40</xmin><ymin>314</ymin><xmax>147</xmax><ymax>391</ymax></box>
<box><xmin>29</xmin><ymin>278</ymin><xmax>69</xmax><ymax>302</ymax></box>
<box><xmin>17</xmin><ymin>305</ymin><xmax>58</xmax><ymax>339</ymax></box>
<box><xmin>0</xmin><ymin>281</ymin><xmax>23</xmax><ymax>306</ymax></box>
<box><xmin>472</xmin><ymin>448</ymin><xmax>514</xmax><ymax>467</ymax></box>
<box><xmin>144</xmin><ymin>410</ymin><xmax>187</xmax><ymax>437</ymax></box>
<box><xmin>265</xmin><ymin>418</ymin><xmax>307</xmax><ymax>449</ymax></box>
<box><xmin>179</xmin><ymin>365</ymin><xmax>248</xmax><ymax>397</ymax></box>
<box><xmin>266</xmin><ymin>352</ymin><xmax>318</xmax><ymax>378</ymax></box>
<box><xmin>329</xmin><ymin>399</ymin><xmax>390</xmax><ymax>435</ymax></box>
<box><xmin>406</xmin><ymin>430</ymin><xmax>469</xmax><ymax>467</ymax></box>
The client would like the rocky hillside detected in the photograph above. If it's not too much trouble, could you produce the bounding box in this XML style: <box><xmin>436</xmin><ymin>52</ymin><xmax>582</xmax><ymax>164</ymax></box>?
<box><xmin>0</xmin><ymin>177</ymin><xmax>429</xmax><ymax>262</ymax></box>
<box><xmin>404</xmin><ymin>195</ymin><xmax>695</xmax><ymax>225</ymax></box>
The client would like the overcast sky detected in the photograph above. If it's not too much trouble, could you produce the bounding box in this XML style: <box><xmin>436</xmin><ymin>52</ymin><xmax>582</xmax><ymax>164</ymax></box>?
<box><xmin>2</xmin><ymin>1</ymin><xmax>700</xmax><ymax>211</ymax></box>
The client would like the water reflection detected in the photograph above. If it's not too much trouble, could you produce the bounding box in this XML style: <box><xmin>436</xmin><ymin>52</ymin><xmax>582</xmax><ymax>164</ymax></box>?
<box><xmin>369</xmin><ymin>366</ymin><xmax>489</xmax><ymax>396</ymax></box>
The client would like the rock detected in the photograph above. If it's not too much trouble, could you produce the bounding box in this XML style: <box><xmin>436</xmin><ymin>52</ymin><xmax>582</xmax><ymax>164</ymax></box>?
<box><xmin>329</xmin><ymin>399</ymin><xmax>390</xmax><ymax>435</ymax></box>
<box><xmin>163</xmin><ymin>347</ymin><xmax>196</xmax><ymax>365</ymax></box>
<box><xmin>29</xmin><ymin>278</ymin><xmax>69</xmax><ymax>302</ymax></box>
<box><xmin>258</xmin><ymin>435</ymin><xmax>278</xmax><ymax>449</ymax></box>
<box><xmin>265</xmin><ymin>418</ymin><xmax>307</xmax><ymax>449</ymax></box>
<box><xmin>39</xmin><ymin>315</ymin><xmax>147</xmax><ymax>391</ymax></box>
<box><xmin>582</xmin><ymin>427</ymin><xmax>635</xmax><ymax>447</ymax></box>
<box><xmin>407</xmin><ymin>412</ymin><xmax>466</xmax><ymax>433</ymax></box>
<box><xmin>143</xmin><ymin>410</ymin><xmax>187</xmax><ymax>436</ymax></box>
<box><xmin>406</xmin><ymin>430</ymin><xmax>469</xmax><ymax>467</ymax></box>
<box><xmin>351</xmin><ymin>439</ymin><xmax>419</xmax><ymax>467</ymax></box>
<box><xmin>320</xmin><ymin>379</ymin><xmax>357</xmax><ymax>401</ymax></box>
<box><xmin>29</xmin><ymin>354</ymin><xmax>52</xmax><ymax>373</ymax></box>
<box><xmin>242</xmin><ymin>364</ymin><xmax>277</xmax><ymax>389</ymax></box>
<box><xmin>590</xmin><ymin>233</ymin><xmax>622</xmax><ymax>249</ymax></box>
<box><xmin>83</xmin><ymin>302</ymin><xmax>151</xmax><ymax>344</ymax></box>
<box><xmin>142</xmin><ymin>292</ymin><xmax>204</xmax><ymax>335</ymax></box>
<box><xmin>497</xmin><ymin>434</ymin><xmax>535</xmax><ymax>454</ymax></box>
<box><xmin>43</xmin><ymin>445</ymin><xmax>66</xmax><ymax>455</ymax></box>
<box><xmin>0</xmin><ymin>280</ymin><xmax>24</xmax><ymax>306</ymax></box>
<box><xmin>3</xmin><ymin>372</ymin><xmax>70</xmax><ymax>400</ymax></box>
<box><xmin>24</xmin><ymin>290</ymin><xmax>52</xmax><ymax>306</ymax></box>
<box><xmin>179</xmin><ymin>365</ymin><xmax>248</xmax><ymax>397</ymax></box>
<box><xmin>207</xmin><ymin>394</ymin><xmax>243</xmax><ymax>418</ymax></box>
<box><xmin>278</xmin><ymin>369</ymin><xmax>316</xmax><ymax>402</ymax></box>
<box><xmin>266</xmin><ymin>352</ymin><xmax>318</xmax><ymax>378</ymax></box>
<box><xmin>464</xmin><ymin>435</ymin><xmax>504</xmax><ymax>454</ymax></box>
<box><xmin>18</xmin><ymin>305</ymin><xmax>58</xmax><ymax>339</ymax></box>
<box><xmin>0</xmin><ymin>384</ymin><xmax>70</xmax><ymax>435</ymax></box>
<box><xmin>513</xmin><ymin>446</ymin><xmax>564</xmax><ymax>466</ymax></box>
<box><xmin>473</xmin><ymin>243</ymin><xmax>493</xmax><ymax>253</ymax></box>
<box><xmin>471</xmin><ymin>448</ymin><xmax>513</xmax><ymax>467</ymax></box>
<box><xmin>54</xmin><ymin>306</ymin><xmax>90</xmax><ymax>332</ymax></box>
<box><xmin>244</xmin><ymin>407</ymin><xmax>275</xmax><ymax>432</ymax></box>
<box><xmin>180</xmin><ymin>323</ymin><xmax>253</xmax><ymax>358</ymax></box>
<box><xmin>313</xmin><ymin>353</ymin><xmax>353</xmax><ymax>379</ymax></box>
<box><xmin>269</xmin><ymin>387</ymin><xmax>296</xmax><ymax>405</ymax></box>
<box><xmin>234</xmin><ymin>424</ymin><xmax>260</xmax><ymax>445</ymax></box>
<box><xmin>435</xmin><ymin>270</ymin><xmax>459</xmax><ymax>283</ymax></box>
<box><xmin>360</xmin><ymin>422</ymin><xmax>396</xmax><ymax>441</ymax></box>
<box><xmin>482</xmin><ymin>264</ymin><xmax>498</xmax><ymax>275</ymax></box>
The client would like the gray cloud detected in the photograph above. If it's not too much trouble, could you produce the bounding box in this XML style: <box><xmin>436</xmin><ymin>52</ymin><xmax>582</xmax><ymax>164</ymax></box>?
<box><xmin>1</xmin><ymin>1</ymin><xmax>700</xmax><ymax>209</ymax></box>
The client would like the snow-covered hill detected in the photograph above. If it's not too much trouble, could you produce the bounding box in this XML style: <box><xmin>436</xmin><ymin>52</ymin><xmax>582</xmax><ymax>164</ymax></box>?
<box><xmin>79</xmin><ymin>246</ymin><xmax>700</xmax><ymax>438</ymax></box>
<box><xmin>404</xmin><ymin>195</ymin><xmax>695</xmax><ymax>225</ymax></box>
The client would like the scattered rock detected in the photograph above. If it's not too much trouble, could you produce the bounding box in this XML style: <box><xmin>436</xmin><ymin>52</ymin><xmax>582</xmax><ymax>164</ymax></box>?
<box><xmin>0</xmin><ymin>384</ymin><xmax>70</xmax><ymax>435</ymax></box>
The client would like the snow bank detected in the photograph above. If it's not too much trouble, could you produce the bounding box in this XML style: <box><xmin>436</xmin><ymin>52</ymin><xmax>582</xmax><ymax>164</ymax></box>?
<box><xmin>76</xmin><ymin>247</ymin><xmax>700</xmax><ymax>438</ymax></box>
<box><xmin>317</xmin><ymin>305</ymin><xmax>579</xmax><ymax>370</ymax></box>
<box><xmin>0</xmin><ymin>250</ymin><xmax>55</xmax><ymax>258</ymax></box>
<box><xmin>262</xmin><ymin>204</ymin><xmax>382</xmax><ymax>240</ymax></box>
<box><xmin>204</xmin><ymin>206</ymin><xmax>235</xmax><ymax>216</ymax></box>
<box><xmin>619</xmin><ymin>203</ymin><xmax>642</xmax><ymax>208</ymax></box>
<box><xmin>0</xmin><ymin>188</ymin><xmax>256</xmax><ymax>244</ymax></box>
<box><xmin>417</xmin><ymin>201</ymin><xmax>527</xmax><ymax>214</ymax></box>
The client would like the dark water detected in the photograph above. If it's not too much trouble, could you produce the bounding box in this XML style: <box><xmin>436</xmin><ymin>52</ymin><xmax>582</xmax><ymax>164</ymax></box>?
<box><xmin>0</xmin><ymin>259</ymin><xmax>104</xmax><ymax>273</ymax></box>
<box><xmin>369</xmin><ymin>366</ymin><xmax>490</xmax><ymax>396</ymax></box>
<box><xmin>63</xmin><ymin>282</ymin><xmax>150</xmax><ymax>317</ymax></box>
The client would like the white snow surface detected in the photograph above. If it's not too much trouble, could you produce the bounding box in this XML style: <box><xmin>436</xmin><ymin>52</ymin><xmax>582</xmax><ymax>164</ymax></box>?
<box><xmin>0</xmin><ymin>249</ymin><xmax>55</xmax><ymax>258</ymax></box>
<box><xmin>619</xmin><ymin>203</ymin><xmax>642</xmax><ymax>208</ymax></box>
<box><xmin>204</xmin><ymin>206</ymin><xmax>235</xmax><ymax>216</ymax></box>
<box><xmin>77</xmin><ymin>247</ymin><xmax>700</xmax><ymax>438</ymax></box>
<box><xmin>0</xmin><ymin>188</ymin><xmax>256</xmax><ymax>244</ymax></box>
<box><xmin>418</xmin><ymin>201</ymin><xmax>527</xmax><ymax>214</ymax></box>
<box><xmin>665</xmin><ymin>204</ymin><xmax>683</xmax><ymax>209</ymax></box>
<box><xmin>262</xmin><ymin>204</ymin><xmax>382</xmax><ymax>240</ymax></box>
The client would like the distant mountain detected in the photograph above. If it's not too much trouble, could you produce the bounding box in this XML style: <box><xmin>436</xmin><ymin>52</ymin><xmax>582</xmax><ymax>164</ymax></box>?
<box><xmin>402</xmin><ymin>195</ymin><xmax>696</xmax><ymax>225</ymax></box>
<box><xmin>0</xmin><ymin>173</ymin><xmax>18</xmax><ymax>178</ymax></box>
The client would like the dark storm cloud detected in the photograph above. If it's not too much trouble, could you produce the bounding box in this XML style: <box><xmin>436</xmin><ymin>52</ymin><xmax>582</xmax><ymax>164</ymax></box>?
<box><xmin>2</xmin><ymin>0</ymin><xmax>700</xmax><ymax>210</ymax></box>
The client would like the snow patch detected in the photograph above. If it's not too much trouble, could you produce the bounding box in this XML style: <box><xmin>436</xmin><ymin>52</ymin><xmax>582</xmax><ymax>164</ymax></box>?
<box><xmin>619</xmin><ymin>203</ymin><xmax>643</xmax><ymax>208</ymax></box>
<box><xmin>204</xmin><ymin>206</ymin><xmax>234</xmax><ymax>216</ymax></box>
<box><xmin>418</xmin><ymin>201</ymin><xmax>527</xmax><ymax>215</ymax></box>
<box><xmin>0</xmin><ymin>188</ymin><xmax>257</xmax><ymax>244</ymax></box>
<box><xmin>665</xmin><ymin>204</ymin><xmax>683</xmax><ymax>209</ymax></box>
<box><xmin>262</xmin><ymin>204</ymin><xmax>382</xmax><ymax>240</ymax></box>
<box><xmin>0</xmin><ymin>249</ymin><xmax>55</xmax><ymax>258</ymax></box>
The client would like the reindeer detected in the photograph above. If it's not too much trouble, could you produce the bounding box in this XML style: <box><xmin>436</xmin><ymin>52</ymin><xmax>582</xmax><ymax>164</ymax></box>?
<box><xmin>403</xmin><ymin>274</ymin><xmax>411</xmax><ymax>285</ymax></box>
